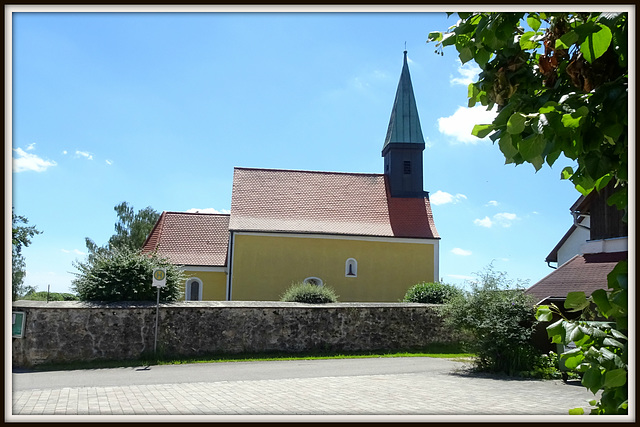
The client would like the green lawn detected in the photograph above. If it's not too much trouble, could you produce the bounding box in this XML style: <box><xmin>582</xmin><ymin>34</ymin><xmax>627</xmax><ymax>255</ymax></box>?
<box><xmin>28</xmin><ymin>343</ymin><xmax>474</xmax><ymax>372</ymax></box>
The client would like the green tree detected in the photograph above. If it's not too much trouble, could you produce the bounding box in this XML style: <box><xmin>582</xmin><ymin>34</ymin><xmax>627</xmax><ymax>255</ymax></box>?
<box><xmin>85</xmin><ymin>202</ymin><xmax>160</xmax><ymax>261</ymax></box>
<box><xmin>21</xmin><ymin>291</ymin><xmax>79</xmax><ymax>301</ymax></box>
<box><xmin>442</xmin><ymin>264</ymin><xmax>537</xmax><ymax>375</ymax></box>
<box><xmin>428</xmin><ymin>12</ymin><xmax>627</xmax><ymax>216</ymax></box>
<box><xmin>12</xmin><ymin>209</ymin><xmax>42</xmax><ymax>300</ymax></box>
<box><xmin>75</xmin><ymin>202</ymin><xmax>167</xmax><ymax>303</ymax></box>
<box><xmin>72</xmin><ymin>247</ymin><xmax>184</xmax><ymax>302</ymax></box>
<box><xmin>429</xmin><ymin>12</ymin><xmax>628</xmax><ymax>414</ymax></box>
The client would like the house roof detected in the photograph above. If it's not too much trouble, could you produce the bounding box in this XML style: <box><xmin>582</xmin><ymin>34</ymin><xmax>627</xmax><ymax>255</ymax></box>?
<box><xmin>228</xmin><ymin>167</ymin><xmax>439</xmax><ymax>239</ymax></box>
<box><xmin>525</xmin><ymin>251</ymin><xmax>627</xmax><ymax>303</ymax></box>
<box><xmin>545</xmin><ymin>214</ymin><xmax>588</xmax><ymax>263</ymax></box>
<box><xmin>142</xmin><ymin>212</ymin><xmax>230</xmax><ymax>267</ymax></box>
<box><xmin>383</xmin><ymin>50</ymin><xmax>425</xmax><ymax>150</ymax></box>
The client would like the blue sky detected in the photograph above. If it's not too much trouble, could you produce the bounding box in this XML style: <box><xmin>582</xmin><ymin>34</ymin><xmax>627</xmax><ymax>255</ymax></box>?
<box><xmin>10</xmin><ymin>9</ymin><xmax>583</xmax><ymax>295</ymax></box>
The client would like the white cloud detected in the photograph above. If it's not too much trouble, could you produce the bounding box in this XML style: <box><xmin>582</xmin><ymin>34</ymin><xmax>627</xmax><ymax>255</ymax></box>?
<box><xmin>105</xmin><ymin>160</ymin><xmax>113</xmax><ymax>165</ymax></box>
<box><xmin>430</xmin><ymin>190</ymin><xmax>467</xmax><ymax>206</ymax></box>
<box><xmin>495</xmin><ymin>212</ymin><xmax>517</xmax><ymax>221</ymax></box>
<box><xmin>12</xmin><ymin>147</ymin><xmax>57</xmax><ymax>173</ymax></box>
<box><xmin>474</xmin><ymin>216</ymin><xmax>493</xmax><ymax>228</ymax></box>
<box><xmin>451</xmin><ymin>247</ymin><xmax>472</xmax><ymax>256</ymax></box>
<box><xmin>186</xmin><ymin>208</ymin><xmax>230</xmax><ymax>214</ymax></box>
<box><xmin>486</xmin><ymin>200</ymin><xmax>499</xmax><ymax>207</ymax></box>
<box><xmin>450</xmin><ymin>61</ymin><xmax>482</xmax><ymax>86</ymax></box>
<box><xmin>75</xmin><ymin>151</ymin><xmax>93</xmax><ymax>160</ymax></box>
<box><xmin>62</xmin><ymin>150</ymin><xmax>68</xmax><ymax>155</ymax></box>
<box><xmin>474</xmin><ymin>212</ymin><xmax>520</xmax><ymax>228</ymax></box>
<box><xmin>438</xmin><ymin>105</ymin><xmax>498</xmax><ymax>144</ymax></box>
<box><xmin>61</xmin><ymin>249</ymin><xmax>86</xmax><ymax>256</ymax></box>
<box><xmin>26</xmin><ymin>143</ymin><xmax>36</xmax><ymax>151</ymax></box>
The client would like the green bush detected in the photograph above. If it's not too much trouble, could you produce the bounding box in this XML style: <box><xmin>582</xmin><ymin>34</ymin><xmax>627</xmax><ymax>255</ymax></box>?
<box><xmin>22</xmin><ymin>291</ymin><xmax>79</xmax><ymax>301</ymax></box>
<box><xmin>442</xmin><ymin>264</ymin><xmax>540</xmax><ymax>376</ymax></box>
<box><xmin>72</xmin><ymin>247</ymin><xmax>185</xmax><ymax>302</ymax></box>
<box><xmin>403</xmin><ymin>281</ymin><xmax>461</xmax><ymax>304</ymax></box>
<box><xmin>280</xmin><ymin>282</ymin><xmax>338</xmax><ymax>304</ymax></box>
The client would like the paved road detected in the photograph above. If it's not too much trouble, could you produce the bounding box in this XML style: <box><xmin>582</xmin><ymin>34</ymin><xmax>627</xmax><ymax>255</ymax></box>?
<box><xmin>11</xmin><ymin>357</ymin><xmax>599</xmax><ymax>419</ymax></box>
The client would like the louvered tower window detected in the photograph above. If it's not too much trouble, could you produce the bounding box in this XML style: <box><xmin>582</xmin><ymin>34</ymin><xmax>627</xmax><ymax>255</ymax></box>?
<box><xmin>403</xmin><ymin>161</ymin><xmax>411</xmax><ymax>174</ymax></box>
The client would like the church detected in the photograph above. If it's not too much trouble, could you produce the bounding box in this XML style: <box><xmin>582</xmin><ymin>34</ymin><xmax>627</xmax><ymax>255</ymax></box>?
<box><xmin>142</xmin><ymin>51</ymin><xmax>440</xmax><ymax>302</ymax></box>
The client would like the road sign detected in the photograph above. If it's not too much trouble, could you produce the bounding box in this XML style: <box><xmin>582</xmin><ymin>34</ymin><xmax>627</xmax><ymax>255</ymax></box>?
<box><xmin>152</xmin><ymin>268</ymin><xmax>167</xmax><ymax>288</ymax></box>
<box><xmin>12</xmin><ymin>312</ymin><xmax>26</xmax><ymax>338</ymax></box>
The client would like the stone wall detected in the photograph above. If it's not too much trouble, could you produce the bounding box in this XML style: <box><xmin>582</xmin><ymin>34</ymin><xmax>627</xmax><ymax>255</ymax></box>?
<box><xmin>11</xmin><ymin>301</ymin><xmax>459</xmax><ymax>368</ymax></box>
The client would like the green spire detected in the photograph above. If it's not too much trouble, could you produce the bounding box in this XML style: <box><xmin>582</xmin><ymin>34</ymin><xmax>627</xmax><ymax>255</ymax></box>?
<box><xmin>383</xmin><ymin>51</ymin><xmax>425</xmax><ymax>149</ymax></box>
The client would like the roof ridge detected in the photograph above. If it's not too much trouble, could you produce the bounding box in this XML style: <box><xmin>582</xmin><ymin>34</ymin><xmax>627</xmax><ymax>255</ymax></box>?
<box><xmin>164</xmin><ymin>211</ymin><xmax>231</xmax><ymax>217</ymax></box>
<box><xmin>234</xmin><ymin>166</ymin><xmax>383</xmax><ymax>177</ymax></box>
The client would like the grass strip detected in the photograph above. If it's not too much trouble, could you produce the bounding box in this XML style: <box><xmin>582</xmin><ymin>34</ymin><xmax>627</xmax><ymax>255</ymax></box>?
<box><xmin>26</xmin><ymin>344</ymin><xmax>474</xmax><ymax>372</ymax></box>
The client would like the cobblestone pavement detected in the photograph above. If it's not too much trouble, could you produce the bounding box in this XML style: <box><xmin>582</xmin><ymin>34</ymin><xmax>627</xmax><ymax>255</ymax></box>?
<box><xmin>10</xmin><ymin>358</ymin><xmax>603</xmax><ymax>420</ymax></box>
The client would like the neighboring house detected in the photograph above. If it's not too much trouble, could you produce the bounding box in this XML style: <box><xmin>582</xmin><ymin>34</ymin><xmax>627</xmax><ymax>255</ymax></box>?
<box><xmin>525</xmin><ymin>182</ymin><xmax>628</xmax><ymax>306</ymax></box>
<box><xmin>142</xmin><ymin>51</ymin><xmax>440</xmax><ymax>302</ymax></box>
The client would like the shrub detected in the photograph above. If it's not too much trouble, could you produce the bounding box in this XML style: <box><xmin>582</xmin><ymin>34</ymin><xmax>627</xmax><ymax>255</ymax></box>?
<box><xmin>280</xmin><ymin>282</ymin><xmax>339</xmax><ymax>304</ymax></box>
<box><xmin>72</xmin><ymin>247</ymin><xmax>185</xmax><ymax>302</ymax></box>
<box><xmin>403</xmin><ymin>281</ymin><xmax>462</xmax><ymax>304</ymax></box>
<box><xmin>442</xmin><ymin>263</ymin><xmax>540</xmax><ymax>376</ymax></box>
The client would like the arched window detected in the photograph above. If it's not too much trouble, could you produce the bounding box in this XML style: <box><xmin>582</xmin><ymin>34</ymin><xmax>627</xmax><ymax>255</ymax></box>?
<box><xmin>345</xmin><ymin>258</ymin><xmax>357</xmax><ymax>277</ymax></box>
<box><xmin>303</xmin><ymin>277</ymin><xmax>323</xmax><ymax>287</ymax></box>
<box><xmin>185</xmin><ymin>277</ymin><xmax>203</xmax><ymax>301</ymax></box>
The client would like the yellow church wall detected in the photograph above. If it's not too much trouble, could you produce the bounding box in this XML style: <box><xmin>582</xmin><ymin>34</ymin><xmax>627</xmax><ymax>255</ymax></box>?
<box><xmin>182</xmin><ymin>269</ymin><xmax>227</xmax><ymax>301</ymax></box>
<box><xmin>230</xmin><ymin>233</ymin><xmax>437</xmax><ymax>302</ymax></box>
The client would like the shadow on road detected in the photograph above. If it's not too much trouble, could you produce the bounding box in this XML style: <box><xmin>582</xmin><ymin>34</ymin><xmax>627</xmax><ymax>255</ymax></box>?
<box><xmin>447</xmin><ymin>366</ymin><xmax>585</xmax><ymax>386</ymax></box>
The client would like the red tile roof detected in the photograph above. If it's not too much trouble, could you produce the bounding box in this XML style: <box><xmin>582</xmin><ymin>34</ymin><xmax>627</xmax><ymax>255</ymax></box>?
<box><xmin>142</xmin><ymin>212</ymin><xmax>230</xmax><ymax>267</ymax></box>
<box><xmin>525</xmin><ymin>251</ymin><xmax>627</xmax><ymax>303</ymax></box>
<box><xmin>229</xmin><ymin>167</ymin><xmax>439</xmax><ymax>239</ymax></box>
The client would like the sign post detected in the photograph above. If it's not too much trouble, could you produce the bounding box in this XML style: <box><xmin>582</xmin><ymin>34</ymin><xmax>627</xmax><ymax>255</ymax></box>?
<box><xmin>152</xmin><ymin>268</ymin><xmax>166</xmax><ymax>356</ymax></box>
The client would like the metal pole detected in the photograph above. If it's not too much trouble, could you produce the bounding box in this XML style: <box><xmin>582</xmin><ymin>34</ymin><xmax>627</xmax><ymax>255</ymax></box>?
<box><xmin>154</xmin><ymin>286</ymin><xmax>160</xmax><ymax>356</ymax></box>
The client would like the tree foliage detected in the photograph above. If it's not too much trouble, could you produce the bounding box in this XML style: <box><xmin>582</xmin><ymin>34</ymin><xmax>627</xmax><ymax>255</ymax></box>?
<box><xmin>74</xmin><ymin>202</ymin><xmax>168</xmax><ymax>302</ymax></box>
<box><xmin>72</xmin><ymin>247</ymin><xmax>184</xmax><ymax>302</ymax></box>
<box><xmin>428</xmin><ymin>12</ymin><xmax>628</xmax><ymax>218</ymax></box>
<box><xmin>536</xmin><ymin>261</ymin><xmax>628</xmax><ymax>414</ymax></box>
<box><xmin>442</xmin><ymin>264</ymin><xmax>538</xmax><ymax>375</ymax></box>
<box><xmin>429</xmin><ymin>12</ymin><xmax>628</xmax><ymax>415</ymax></box>
<box><xmin>21</xmin><ymin>291</ymin><xmax>79</xmax><ymax>301</ymax></box>
<box><xmin>85</xmin><ymin>202</ymin><xmax>160</xmax><ymax>262</ymax></box>
<box><xmin>12</xmin><ymin>209</ymin><xmax>42</xmax><ymax>300</ymax></box>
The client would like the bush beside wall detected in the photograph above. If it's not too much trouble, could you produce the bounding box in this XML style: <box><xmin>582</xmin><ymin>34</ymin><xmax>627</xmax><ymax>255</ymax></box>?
<box><xmin>12</xmin><ymin>301</ymin><xmax>460</xmax><ymax>367</ymax></box>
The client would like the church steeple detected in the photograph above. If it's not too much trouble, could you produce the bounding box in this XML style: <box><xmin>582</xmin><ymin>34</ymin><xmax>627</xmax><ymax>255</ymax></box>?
<box><xmin>382</xmin><ymin>51</ymin><xmax>426</xmax><ymax>198</ymax></box>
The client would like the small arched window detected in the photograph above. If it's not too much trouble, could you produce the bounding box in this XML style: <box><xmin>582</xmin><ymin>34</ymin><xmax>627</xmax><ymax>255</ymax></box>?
<box><xmin>303</xmin><ymin>277</ymin><xmax>323</xmax><ymax>287</ymax></box>
<box><xmin>345</xmin><ymin>258</ymin><xmax>357</xmax><ymax>277</ymax></box>
<box><xmin>185</xmin><ymin>277</ymin><xmax>203</xmax><ymax>301</ymax></box>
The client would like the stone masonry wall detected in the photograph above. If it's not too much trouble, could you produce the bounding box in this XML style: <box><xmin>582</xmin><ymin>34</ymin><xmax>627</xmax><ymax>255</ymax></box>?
<box><xmin>12</xmin><ymin>301</ymin><xmax>459</xmax><ymax>368</ymax></box>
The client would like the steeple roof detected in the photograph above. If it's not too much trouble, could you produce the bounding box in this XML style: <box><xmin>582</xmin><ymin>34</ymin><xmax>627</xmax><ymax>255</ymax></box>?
<box><xmin>383</xmin><ymin>51</ymin><xmax>425</xmax><ymax>149</ymax></box>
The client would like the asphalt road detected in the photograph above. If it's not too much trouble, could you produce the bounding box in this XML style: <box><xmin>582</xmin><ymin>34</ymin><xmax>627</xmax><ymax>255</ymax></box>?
<box><xmin>12</xmin><ymin>357</ymin><xmax>461</xmax><ymax>391</ymax></box>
